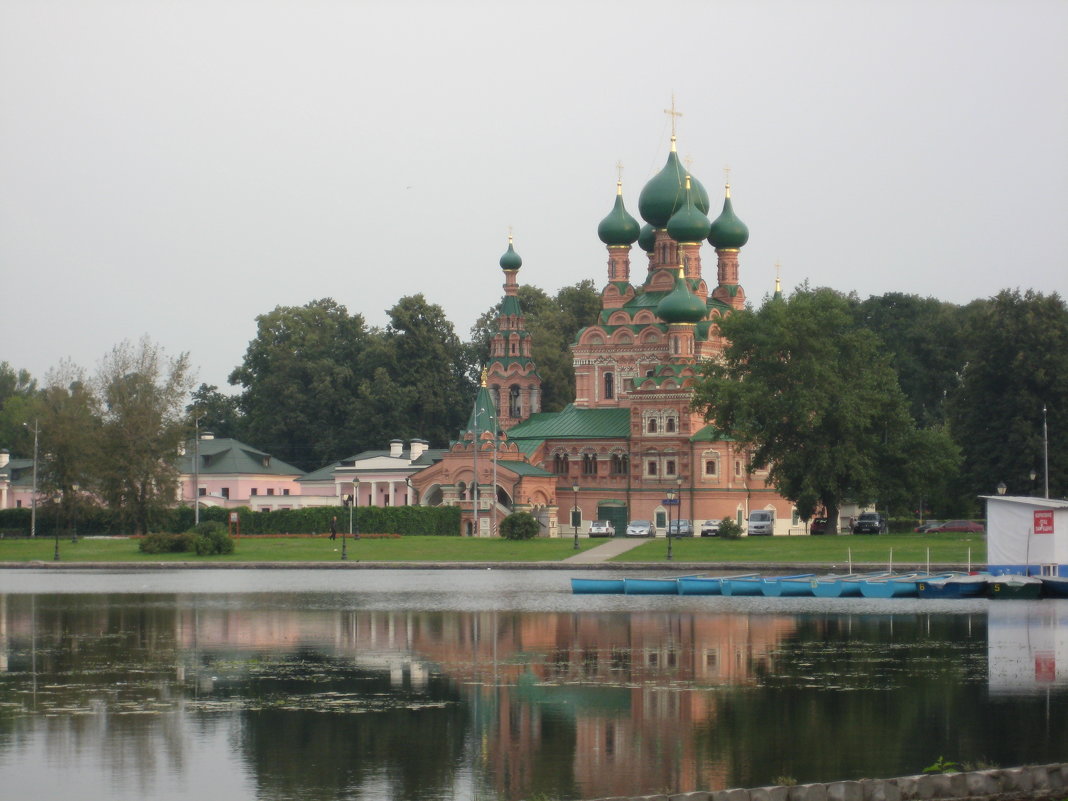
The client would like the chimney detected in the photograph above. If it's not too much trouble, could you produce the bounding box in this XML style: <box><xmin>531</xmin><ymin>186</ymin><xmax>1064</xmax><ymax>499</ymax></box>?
<box><xmin>389</xmin><ymin>438</ymin><xmax>404</xmax><ymax>458</ymax></box>
<box><xmin>0</xmin><ymin>449</ymin><xmax>9</xmax><ymax>469</ymax></box>
<box><xmin>409</xmin><ymin>439</ymin><xmax>428</xmax><ymax>461</ymax></box>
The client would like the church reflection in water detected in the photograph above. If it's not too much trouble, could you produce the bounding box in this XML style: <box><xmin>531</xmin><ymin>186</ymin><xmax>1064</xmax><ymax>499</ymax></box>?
<box><xmin>2</xmin><ymin>594</ymin><xmax>1068</xmax><ymax>801</ymax></box>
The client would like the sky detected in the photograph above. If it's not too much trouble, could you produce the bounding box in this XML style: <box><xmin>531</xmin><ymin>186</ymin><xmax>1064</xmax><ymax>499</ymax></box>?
<box><xmin>2</xmin><ymin>0</ymin><xmax>1066</xmax><ymax>393</ymax></box>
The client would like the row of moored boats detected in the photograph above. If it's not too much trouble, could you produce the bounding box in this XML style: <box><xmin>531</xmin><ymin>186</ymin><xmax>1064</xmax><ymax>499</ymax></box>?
<box><xmin>570</xmin><ymin>571</ymin><xmax>1068</xmax><ymax>599</ymax></box>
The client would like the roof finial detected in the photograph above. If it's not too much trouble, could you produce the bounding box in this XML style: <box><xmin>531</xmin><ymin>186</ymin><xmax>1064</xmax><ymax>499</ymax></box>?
<box><xmin>723</xmin><ymin>165</ymin><xmax>732</xmax><ymax>197</ymax></box>
<box><xmin>775</xmin><ymin>261</ymin><xmax>782</xmax><ymax>294</ymax></box>
<box><xmin>480</xmin><ymin>367</ymin><xmax>488</xmax><ymax>387</ymax></box>
<box><xmin>664</xmin><ymin>93</ymin><xmax>682</xmax><ymax>151</ymax></box>
<box><xmin>507</xmin><ymin>225</ymin><xmax>514</xmax><ymax>244</ymax></box>
<box><xmin>616</xmin><ymin>160</ymin><xmax>624</xmax><ymax>194</ymax></box>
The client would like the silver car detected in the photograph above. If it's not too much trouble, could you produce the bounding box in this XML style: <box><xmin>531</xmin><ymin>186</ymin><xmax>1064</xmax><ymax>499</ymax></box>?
<box><xmin>588</xmin><ymin>520</ymin><xmax>615</xmax><ymax>537</ymax></box>
<box><xmin>699</xmin><ymin>519</ymin><xmax>721</xmax><ymax>537</ymax></box>
<box><xmin>625</xmin><ymin>519</ymin><xmax>655</xmax><ymax>537</ymax></box>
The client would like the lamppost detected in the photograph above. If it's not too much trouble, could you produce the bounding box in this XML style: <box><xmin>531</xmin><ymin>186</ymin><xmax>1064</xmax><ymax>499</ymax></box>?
<box><xmin>996</xmin><ymin>481</ymin><xmax>1007</xmax><ymax>496</ymax></box>
<box><xmin>193</xmin><ymin>414</ymin><xmax>203</xmax><ymax>526</ymax></box>
<box><xmin>572</xmin><ymin>482</ymin><xmax>580</xmax><ymax>550</ymax></box>
<box><xmin>53</xmin><ymin>514</ymin><xmax>60</xmax><ymax>561</ymax></box>
<box><xmin>341</xmin><ymin>493</ymin><xmax>352</xmax><ymax>561</ymax></box>
<box><xmin>23</xmin><ymin>420</ymin><xmax>39</xmax><ymax>538</ymax></box>
<box><xmin>666</xmin><ymin>484</ymin><xmax>678</xmax><ymax>561</ymax></box>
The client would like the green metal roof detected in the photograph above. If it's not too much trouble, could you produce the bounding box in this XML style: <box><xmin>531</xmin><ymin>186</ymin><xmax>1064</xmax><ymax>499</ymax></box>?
<box><xmin>507</xmin><ymin>404</ymin><xmax>631</xmax><ymax>440</ymax></box>
<box><xmin>497</xmin><ymin>459</ymin><xmax>555</xmax><ymax>477</ymax></box>
<box><xmin>690</xmin><ymin>424</ymin><xmax>736</xmax><ymax>443</ymax></box>
<box><xmin>180</xmin><ymin>438</ymin><xmax>305</xmax><ymax>476</ymax></box>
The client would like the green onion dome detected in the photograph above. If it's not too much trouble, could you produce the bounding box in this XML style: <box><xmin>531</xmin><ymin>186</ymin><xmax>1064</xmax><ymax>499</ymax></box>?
<box><xmin>597</xmin><ymin>182</ymin><xmax>641</xmax><ymax>246</ymax></box>
<box><xmin>499</xmin><ymin>236</ymin><xmax>522</xmax><ymax>270</ymax></box>
<box><xmin>638</xmin><ymin>147</ymin><xmax>711</xmax><ymax>227</ymax></box>
<box><xmin>656</xmin><ymin>268</ymin><xmax>707</xmax><ymax>324</ymax></box>
<box><xmin>638</xmin><ymin>223</ymin><xmax>656</xmax><ymax>253</ymax></box>
<box><xmin>666</xmin><ymin>176</ymin><xmax>711</xmax><ymax>243</ymax></box>
<box><xmin>707</xmin><ymin>186</ymin><xmax>750</xmax><ymax>249</ymax></box>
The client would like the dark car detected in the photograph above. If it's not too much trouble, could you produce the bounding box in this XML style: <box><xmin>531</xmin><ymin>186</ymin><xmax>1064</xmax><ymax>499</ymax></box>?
<box><xmin>667</xmin><ymin>519</ymin><xmax>693</xmax><ymax>537</ymax></box>
<box><xmin>914</xmin><ymin>520</ymin><xmax>943</xmax><ymax>533</ymax></box>
<box><xmin>809</xmin><ymin>517</ymin><xmax>830</xmax><ymax>535</ymax></box>
<box><xmin>852</xmin><ymin>512</ymin><xmax>888</xmax><ymax>534</ymax></box>
<box><xmin>931</xmin><ymin>519</ymin><xmax>985</xmax><ymax>533</ymax></box>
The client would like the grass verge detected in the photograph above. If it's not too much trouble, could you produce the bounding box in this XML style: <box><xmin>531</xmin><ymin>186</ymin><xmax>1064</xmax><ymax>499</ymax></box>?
<box><xmin>609</xmin><ymin>532</ymin><xmax>986</xmax><ymax>564</ymax></box>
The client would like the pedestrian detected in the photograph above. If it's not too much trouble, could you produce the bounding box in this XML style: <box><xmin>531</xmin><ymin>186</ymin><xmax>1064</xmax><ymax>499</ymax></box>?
<box><xmin>330</xmin><ymin>516</ymin><xmax>337</xmax><ymax>540</ymax></box>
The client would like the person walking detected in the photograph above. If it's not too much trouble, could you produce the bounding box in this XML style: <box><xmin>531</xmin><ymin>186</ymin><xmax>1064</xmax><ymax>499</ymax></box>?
<box><xmin>330</xmin><ymin>516</ymin><xmax>337</xmax><ymax>540</ymax></box>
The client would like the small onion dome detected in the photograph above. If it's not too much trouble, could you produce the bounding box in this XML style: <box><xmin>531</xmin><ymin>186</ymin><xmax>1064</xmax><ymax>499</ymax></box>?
<box><xmin>597</xmin><ymin>182</ymin><xmax>641</xmax><ymax>246</ymax></box>
<box><xmin>499</xmin><ymin>236</ymin><xmax>522</xmax><ymax>270</ymax></box>
<box><xmin>638</xmin><ymin>223</ymin><xmax>656</xmax><ymax>253</ymax></box>
<box><xmin>707</xmin><ymin>185</ymin><xmax>750</xmax><ymax>249</ymax></box>
<box><xmin>638</xmin><ymin>149</ymin><xmax>711</xmax><ymax>227</ymax></box>
<box><xmin>666</xmin><ymin>176</ymin><xmax>711</xmax><ymax>243</ymax></box>
<box><xmin>656</xmin><ymin>268</ymin><xmax>706</xmax><ymax>324</ymax></box>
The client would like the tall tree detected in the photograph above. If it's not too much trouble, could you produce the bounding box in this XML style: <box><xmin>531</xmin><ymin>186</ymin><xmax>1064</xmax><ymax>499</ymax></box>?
<box><xmin>947</xmin><ymin>289</ymin><xmax>1068</xmax><ymax>501</ymax></box>
<box><xmin>230</xmin><ymin>298</ymin><xmax>369</xmax><ymax>470</ymax></box>
<box><xmin>852</xmin><ymin>293</ymin><xmax>968</xmax><ymax>426</ymax></box>
<box><xmin>381</xmin><ymin>294</ymin><xmax>473</xmax><ymax>446</ymax></box>
<box><xmin>0</xmin><ymin>361</ymin><xmax>39</xmax><ymax>456</ymax></box>
<box><xmin>186</xmin><ymin>383</ymin><xmax>244</xmax><ymax>440</ymax></box>
<box><xmin>37</xmin><ymin>361</ymin><xmax>101</xmax><ymax>533</ymax></box>
<box><xmin>96</xmin><ymin>337</ymin><xmax>194</xmax><ymax>534</ymax></box>
<box><xmin>692</xmin><ymin>286</ymin><xmax>959</xmax><ymax>530</ymax></box>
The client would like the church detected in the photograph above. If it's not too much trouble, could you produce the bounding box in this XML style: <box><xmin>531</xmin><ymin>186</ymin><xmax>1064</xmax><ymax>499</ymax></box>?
<box><xmin>410</xmin><ymin>126</ymin><xmax>795</xmax><ymax>538</ymax></box>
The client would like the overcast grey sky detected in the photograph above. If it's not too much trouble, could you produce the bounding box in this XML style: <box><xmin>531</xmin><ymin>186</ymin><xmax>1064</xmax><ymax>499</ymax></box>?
<box><xmin>3</xmin><ymin>0</ymin><xmax>1066</xmax><ymax>392</ymax></box>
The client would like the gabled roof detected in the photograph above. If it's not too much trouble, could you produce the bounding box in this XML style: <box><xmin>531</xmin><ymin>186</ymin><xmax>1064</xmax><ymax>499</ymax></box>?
<box><xmin>507</xmin><ymin>404</ymin><xmax>631</xmax><ymax>441</ymax></box>
<box><xmin>0</xmin><ymin>458</ymin><xmax>34</xmax><ymax>486</ymax></box>
<box><xmin>180</xmin><ymin>438</ymin><xmax>304</xmax><ymax>476</ymax></box>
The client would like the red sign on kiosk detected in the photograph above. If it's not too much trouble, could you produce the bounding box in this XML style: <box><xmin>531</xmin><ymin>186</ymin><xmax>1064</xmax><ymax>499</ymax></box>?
<box><xmin>1034</xmin><ymin>510</ymin><xmax>1054</xmax><ymax>535</ymax></box>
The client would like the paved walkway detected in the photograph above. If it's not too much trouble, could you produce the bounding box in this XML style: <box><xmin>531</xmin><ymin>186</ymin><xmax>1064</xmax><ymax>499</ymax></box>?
<box><xmin>562</xmin><ymin>537</ymin><xmax>648</xmax><ymax>564</ymax></box>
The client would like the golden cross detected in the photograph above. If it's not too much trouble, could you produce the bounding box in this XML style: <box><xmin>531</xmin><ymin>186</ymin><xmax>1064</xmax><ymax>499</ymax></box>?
<box><xmin>723</xmin><ymin>165</ymin><xmax>732</xmax><ymax>185</ymax></box>
<box><xmin>616</xmin><ymin>160</ymin><xmax>624</xmax><ymax>182</ymax></box>
<box><xmin>664</xmin><ymin>93</ymin><xmax>683</xmax><ymax>139</ymax></box>
<box><xmin>508</xmin><ymin>225</ymin><xmax>513</xmax><ymax>244</ymax></box>
<box><xmin>684</xmin><ymin>154</ymin><xmax>694</xmax><ymax>172</ymax></box>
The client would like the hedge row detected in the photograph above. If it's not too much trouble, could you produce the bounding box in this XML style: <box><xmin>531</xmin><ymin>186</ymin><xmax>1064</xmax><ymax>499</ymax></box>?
<box><xmin>0</xmin><ymin>504</ymin><xmax>462</xmax><ymax>537</ymax></box>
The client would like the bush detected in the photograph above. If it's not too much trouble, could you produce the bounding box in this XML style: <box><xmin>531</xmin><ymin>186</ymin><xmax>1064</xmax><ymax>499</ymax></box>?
<box><xmin>499</xmin><ymin>512</ymin><xmax>539</xmax><ymax>540</ymax></box>
<box><xmin>139</xmin><ymin>532</ymin><xmax>198</xmax><ymax>554</ymax></box>
<box><xmin>192</xmin><ymin>521</ymin><xmax>234</xmax><ymax>555</ymax></box>
<box><xmin>718</xmin><ymin>518</ymin><xmax>743</xmax><ymax>539</ymax></box>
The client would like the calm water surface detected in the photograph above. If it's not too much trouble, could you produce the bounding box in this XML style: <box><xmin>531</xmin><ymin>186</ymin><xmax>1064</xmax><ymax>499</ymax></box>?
<box><xmin>1</xmin><ymin>569</ymin><xmax>1066</xmax><ymax>801</ymax></box>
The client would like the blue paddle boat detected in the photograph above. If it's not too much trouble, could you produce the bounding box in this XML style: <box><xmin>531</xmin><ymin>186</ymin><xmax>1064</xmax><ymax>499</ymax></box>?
<box><xmin>570</xmin><ymin>577</ymin><xmax>625</xmax><ymax>594</ymax></box>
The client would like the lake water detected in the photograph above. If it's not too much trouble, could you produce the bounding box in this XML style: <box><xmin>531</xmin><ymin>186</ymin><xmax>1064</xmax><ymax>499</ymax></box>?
<box><xmin>1</xmin><ymin>569</ymin><xmax>1066</xmax><ymax>801</ymax></box>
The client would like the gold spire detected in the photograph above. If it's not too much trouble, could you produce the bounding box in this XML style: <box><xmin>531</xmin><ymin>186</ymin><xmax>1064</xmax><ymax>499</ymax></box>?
<box><xmin>723</xmin><ymin>165</ymin><xmax>732</xmax><ymax>198</ymax></box>
<box><xmin>664</xmin><ymin>93</ymin><xmax>682</xmax><ymax>151</ymax></box>
<box><xmin>507</xmin><ymin>226</ymin><xmax>513</xmax><ymax>245</ymax></box>
<box><xmin>480</xmin><ymin>367</ymin><xmax>488</xmax><ymax>387</ymax></box>
<box><xmin>775</xmin><ymin>261</ymin><xmax>782</xmax><ymax>294</ymax></box>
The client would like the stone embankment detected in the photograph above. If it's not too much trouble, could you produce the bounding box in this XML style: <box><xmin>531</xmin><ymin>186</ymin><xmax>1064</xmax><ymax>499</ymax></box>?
<box><xmin>580</xmin><ymin>763</ymin><xmax>1068</xmax><ymax>801</ymax></box>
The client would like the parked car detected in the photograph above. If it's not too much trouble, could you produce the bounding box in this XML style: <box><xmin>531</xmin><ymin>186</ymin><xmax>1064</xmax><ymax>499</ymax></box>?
<box><xmin>930</xmin><ymin>519</ymin><xmax>985</xmax><ymax>533</ymax></box>
<box><xmin>747</xmin><ymin>510</ymin><xmax>775</xmax><ymax>536</ymax></box>
<box><xmin>852</xmin><ymin>512</ymin><xmax>888</xmax><ymax>534</ymax></box>
<box><xmin>588</xmin><ymin>520</ymin><xmax>615</xmax><ymax>537</ymax></box>
<box><xmin>809</xmin><ymin>517</ymin><xmax>830</xmax><ymax>535</ymax></box>
<box><xmin>699</xmin><ymin>519</ymin><xmax>721</xmax><ymax>537</ymax></box>
<box><xmin>914</xmin><ymin>520</ymin><xmax>943</xmax><ymax>533</ymax></box>
<box><xmin>626</xmin><ymin>520</ymin><xmax>656</xmax><ymax>537</ymax></box>
<box><xmin>667</xmin><ymin>519</ymin><xmax>693</xmax><ymax>537</ymax></box>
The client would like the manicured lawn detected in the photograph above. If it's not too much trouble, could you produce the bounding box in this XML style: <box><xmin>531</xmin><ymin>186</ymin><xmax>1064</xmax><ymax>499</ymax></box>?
<box><xmin>0</xmin><ymin>535</ymin><xmax>604</xmax><ymax>563</ymax></box>
<box><xmin>610</xmin><ymin>532</ymin><xmax>986</xmax><ymax>564</ymax></box>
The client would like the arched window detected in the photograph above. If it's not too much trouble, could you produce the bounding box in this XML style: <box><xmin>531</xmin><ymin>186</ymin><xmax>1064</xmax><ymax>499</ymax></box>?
<box><xmin>666</xmin><ymin>417</ymin><xmax>676</xmax><ymax>433</ymax></box>
<box><xmin>647</xmin><ymin>419</ymin><xmax>658</xmax><ymax>434</ymax></box>
<box><xmin>492</xmin><ymin>385</ymin><xmax>501</xmax><ymax>414</ymax></box>
<box><xmin>665</xmin><ymin>459</ymin><xmax>676</xmax><ymax>476</ymax></box>
<box><xmin>553</xmin><ymin>454</ymin><xmax>570</xmax><ymax>475</ymax></box>
<box><xmin>647</xmin><ymin>460</ymin><xmax>658</xmax><ymax>477</ymax></box>
<box><xmin>610</xmin><ymin>453</ymin><xmax>628</xmax><ymax>475</ymax></box>
<box><xmin>509</xmin><ymin>384</ymin><xmax>521</xmax><ymax>417</ymax></box>
<box><xmin>582</xmin><ymin>453</ymin><xmax>597</xmax><ymax>475</ymax></box>
<box><xmin>604</xmin><ymin>372</ymin><xmax>614</xmax><ymax>400</ymax></box>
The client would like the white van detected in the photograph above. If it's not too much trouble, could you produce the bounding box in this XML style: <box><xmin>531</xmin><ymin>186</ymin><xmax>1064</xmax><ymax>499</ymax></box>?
<box><xmin>747</xmin><ymin>510</ymin><xmax>775</xmax><ymax>536</ymax></box>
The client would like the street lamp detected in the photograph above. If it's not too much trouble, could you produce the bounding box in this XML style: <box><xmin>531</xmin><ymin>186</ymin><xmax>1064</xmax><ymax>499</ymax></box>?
<box><xmin>996</xmin><ymin>481</ymin><xmax>1007</xmax><ymax>496</ymax></box>
<box><xmin>23</xmin><ymin>420</ymin><xmax>39</xmax><ymax>538</ymax></box>
<box><xmin>572</xmin><ymin>483</ymin><xmax>580</xmax><ymax>550</ymax></box>
<box><xmin>666</xmin><ymin>484</ymin><xmax>678</xmax><ymax>561</ymax></box>
<box><xmin>1030</xmin><ymin>469</ymin><xmax>1038</xmax><ymax>496</ymax></box>
<box><xmin>341</xmin><ymin>494</ymin><xmax>351</xmax><ymax>561</ymax></box>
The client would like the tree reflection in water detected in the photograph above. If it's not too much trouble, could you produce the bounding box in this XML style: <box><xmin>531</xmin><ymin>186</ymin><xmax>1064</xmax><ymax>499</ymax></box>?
<box><xmin>1</xmin><ymin>590</ymin><xmax>1067</xmax><ymax>801</ymax></box>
